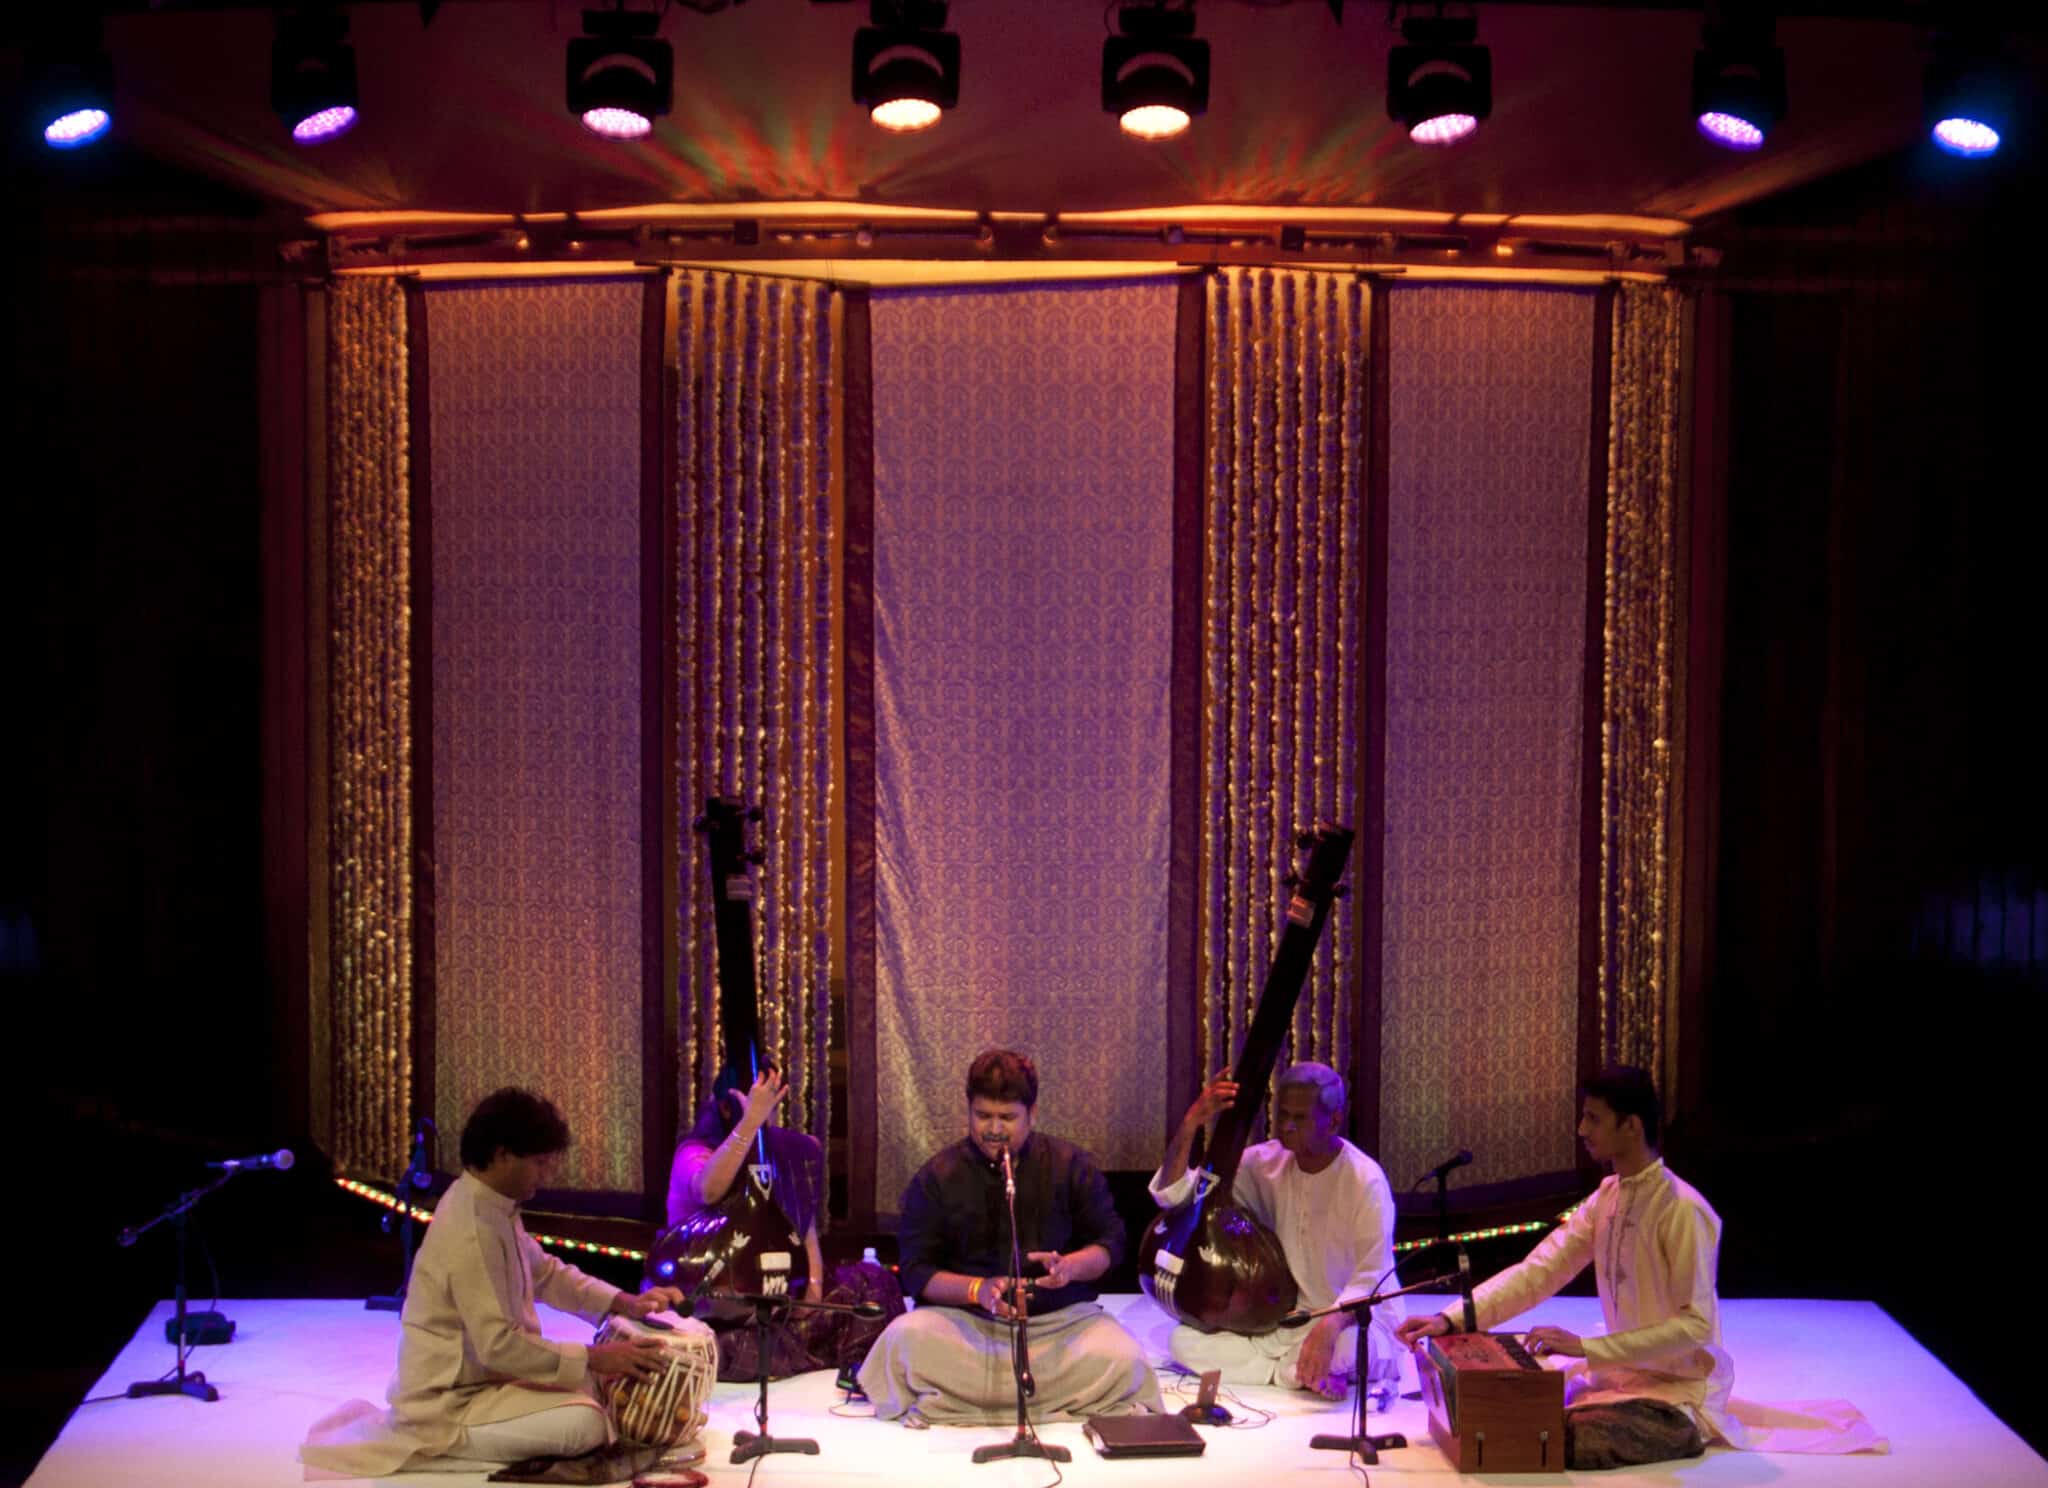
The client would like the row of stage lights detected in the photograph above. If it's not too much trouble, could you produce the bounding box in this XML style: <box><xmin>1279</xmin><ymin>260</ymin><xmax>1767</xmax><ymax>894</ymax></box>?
<box><xmin>29</xmin><ymin>1</ymin><xmax>2023</xmax><ymax>162</ymax></box>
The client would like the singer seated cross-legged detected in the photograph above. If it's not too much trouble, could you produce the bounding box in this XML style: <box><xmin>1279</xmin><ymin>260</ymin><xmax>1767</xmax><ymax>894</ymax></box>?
<box><xmin>1395</xmin><ymin>1066</ymin><xmax>1725</xmax><ymax>1471</ymax></box>
<box><xmin>664</xmin><ymin>1065</ymin><xmax>901</xmax><ymax>1380</ymax></box>
<box><xmin>1149</xmin><ymin>1062</ymin><xmax>1405</xmax><ymax>1401</ymax></box>
<box><xmin>300</xmin><ymin>1088</ymin><xmax>688</xmax><ymax>1477</ymax></box>
<box><xmin>858</xmin><ymin>1048</ymin><xmax>1163</xmax><ymax>1427</ymax></box>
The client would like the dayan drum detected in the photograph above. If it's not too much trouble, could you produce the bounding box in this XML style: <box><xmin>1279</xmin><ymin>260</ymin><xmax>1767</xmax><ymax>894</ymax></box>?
<box><xmin>594</xmin><ymin>1311</ymin><xmax>718</xmax><ymax>1448</ymax></box>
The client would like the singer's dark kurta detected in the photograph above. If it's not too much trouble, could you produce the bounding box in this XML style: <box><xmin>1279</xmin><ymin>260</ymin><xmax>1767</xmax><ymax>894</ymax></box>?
<box><xmin>861</xmin><ymin>1130</ymin><xmax>1158</xmax><ymax>1424</ymax></box>
<box><xmin>895</xmin><ymin>1133</ymin><xmax>1124</xmax><ymax>1309</ymax></box>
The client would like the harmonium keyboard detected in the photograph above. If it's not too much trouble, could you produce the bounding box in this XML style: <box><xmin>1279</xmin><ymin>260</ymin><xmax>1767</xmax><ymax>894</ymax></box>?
<box><xmin>1416</xmin><ymin>1331</ymin><xmax>1566</xmax><ymax>1474</ymax></box>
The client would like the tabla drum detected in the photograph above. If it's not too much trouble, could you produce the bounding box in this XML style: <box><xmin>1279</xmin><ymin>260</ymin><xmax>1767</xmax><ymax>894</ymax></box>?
<box><xmin>594</xmin><ymin>1311</ymin><xmax>718</xmax><ymax>1448</ymax></box>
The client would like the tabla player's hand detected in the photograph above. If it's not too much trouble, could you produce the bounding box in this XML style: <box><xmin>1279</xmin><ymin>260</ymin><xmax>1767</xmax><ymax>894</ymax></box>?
<box><xmin>742</xmin><ymin>1068</ymin><xmax>789</xmax><ymax>1127</ymax></box>
<box><xmin>1185</xmin><ymin>1071</ymin><xmax>1239</xmax><ymax>1129</ymax></box>
<box><xmin>1025</xmin><ymin>1251</ymin><xmax>1071</xmax><ymax>1289</ymax></box>
<box><xmin>620</xmin><ymin>1286</ymin><xmax>685</xmax><ymax>1317</ymax></box>
<box><xmin>1525</xmin><ymin>1325</ymin><xmax>1584</xmax><ymax>1359</ymax></box>
<box><xmin>1396</xmin><ymin>1314</ymin><xmax>1450</xmax><ymax>1349</ymax></box>
<box><xmin>588</xmin><ymin>1336</ymin><xmax>666</xmax><ymax>1381</ymax></box>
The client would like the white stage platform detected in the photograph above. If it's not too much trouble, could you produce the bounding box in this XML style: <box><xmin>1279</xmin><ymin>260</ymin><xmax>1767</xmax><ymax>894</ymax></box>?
<box><xmin>26</xmin><ymin>1293</ymin><xmax>2047</xmax><ymax>1487</ymax></box>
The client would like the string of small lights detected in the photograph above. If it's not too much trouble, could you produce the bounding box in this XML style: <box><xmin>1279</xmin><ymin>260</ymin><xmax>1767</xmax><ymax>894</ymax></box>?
<box><xmin>334</xmin><ymin>1178</ymin><xmax>650</xmax><ymax>1263</ymax></box>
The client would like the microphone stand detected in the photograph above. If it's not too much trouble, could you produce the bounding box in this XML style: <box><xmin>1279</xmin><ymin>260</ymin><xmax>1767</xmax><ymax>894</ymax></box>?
<box><xmin>722</xmin><ymin>1291</ymin><xmax>881</xmax><ymax>1464</ymax></box>
<box><xmin>973</xmin><ymin>1145</ymin><xmax>1069</xmax><ymax>1467</ymax></box>
<box><xmin>1287</xmin><ymin>1270</ymin><xmax>1464</xmax><ymax>1465</ymax></box>
<box><xmin>116</xmin><ymin>1171</ymin><xmax>240</xmax><ymax>1402</ymax></box>
<box><xmin>369</xmin><ymin>1119</ymin><xmax>435</xmax><ymax>1312</ymax></box>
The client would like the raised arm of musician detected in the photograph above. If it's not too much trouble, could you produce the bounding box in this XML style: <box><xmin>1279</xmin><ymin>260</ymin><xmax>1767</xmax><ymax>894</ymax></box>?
<box><xmin>1150</xmin><ymin>1071</ymin><xmax>1239</xmax><ymax>1201</ymax></box>
<box><xmin>805</xmin><ymin>1222</ymin><xmax>825</xmax><ymax>1303</ymax></box>
<box><xmin>690</xmin><ymin>1067</ymin><xmax>788</xmax><ymax>1205</ymax></box>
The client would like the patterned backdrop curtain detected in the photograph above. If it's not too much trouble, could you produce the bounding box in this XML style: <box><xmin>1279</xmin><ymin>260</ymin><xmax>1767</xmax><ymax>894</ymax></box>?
<box><xmin>1200</xmin><ymin>268</ymin><xmax>1369</xmax><ymax>1099</ymax></box>
<box><xmin>427</xmin><ymin>280</ymin><xmax>646</xmax><ymax>1194</ymax></box>
<box><xmin>1602</xmin><ymin>284</ymin><xmax>1687</xmax><ymax>1081</ymax></box>
<box><xmin>323</xmin><ymin>277</ymin><xmax>414</xmax><ymax>1179</ymax></box>
<box><xmin>869</xmin><ymin>280</ymin><xmax>1177</xmax><ymax>1206</ymax></box>
<box><xmin>673</xmin><ymin>270</ymin><xmax>840</xmax><ymax>1157</ymax></box>
<box><xmin>1379</xmin><ymin>285</ymin><xmax>1595</xmax><ymax>1191</ymax></box>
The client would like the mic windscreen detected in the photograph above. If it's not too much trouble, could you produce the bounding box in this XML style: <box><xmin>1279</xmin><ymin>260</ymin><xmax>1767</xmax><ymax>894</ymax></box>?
<box><xmin>273</xmin><ymin>1149</ymin><xmax>297</xmax><ymax>1171</ymax></box>
<box><xmin>853</xmin><ymin>1300</ymin><xmax>885</xmax><ymax>1318</ymax></box>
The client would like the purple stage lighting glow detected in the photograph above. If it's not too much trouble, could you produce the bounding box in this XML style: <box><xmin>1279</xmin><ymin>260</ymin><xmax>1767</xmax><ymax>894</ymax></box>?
<box><xmin>1410</xmin><ymin>112</ymin><xmax>1478</xmax><ymax>146</ymax></box>
<box><xmin>1932</xmin><ymin>117</ymin><xmax>2000</xmax><ymax>158</ymax></box>
<box><xmin>1696</xmin><ymin>111</ymin><xmax>1765</xmax><ymax>150</ymax></box>
<box><xmin>581</xmin><ymin>106</ymin><xmax>653</xmax><ymax>140</ymax></box>
<box><xmin>44</xmin><ymin>107</ymin><xmax>111</xmax><ymax>148</ymax></box>
<box><xmin>292</xmin><ymin>105</ymin><xmax>357</xmax><ymax>144</ymax></box>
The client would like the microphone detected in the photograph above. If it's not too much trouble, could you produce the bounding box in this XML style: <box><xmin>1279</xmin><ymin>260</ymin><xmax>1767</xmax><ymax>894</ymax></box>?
<box><xmin>1415</xmin><ymin>1149</ymin><xmax>1472</xmax><ymax>1185</ymax></box>
<box><xmin>206</xmin><ymin>1148</ymin><xmax>295</xmax><ymax>1172</ymax></box>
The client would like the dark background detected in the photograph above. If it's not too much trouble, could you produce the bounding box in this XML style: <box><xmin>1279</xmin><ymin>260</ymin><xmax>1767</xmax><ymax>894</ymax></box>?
<box><xmin>5</xmin><ymin>128</ymin><xmax>2043</xmax><ymax>1484</ymax></box>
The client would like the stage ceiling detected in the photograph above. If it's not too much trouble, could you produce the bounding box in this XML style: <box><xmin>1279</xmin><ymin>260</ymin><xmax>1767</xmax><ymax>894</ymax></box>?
<box><xmin>22</xmin><ymin>2</ymin><xmax>1956</xmax><ymax>230</ymax></box>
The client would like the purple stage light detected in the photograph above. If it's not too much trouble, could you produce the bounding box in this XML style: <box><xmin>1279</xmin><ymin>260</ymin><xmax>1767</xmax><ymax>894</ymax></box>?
<box><xmin>1409</xmin><ymin>112</ymin><xmax>1478</xmax><ymax>147</ymax></box>
<box><xmin>1696</xmin><ymin>111</ymin><xmax>1765</xmax><ymax>150</ymax></box>
<box><xmin>292</xmin><ymin>105</ymin><xmax>358</xmax><ymax>144</ymax></box>
<box><xmin>582</xmin><ymin>106</ymin><xmax>653</xmax><ymax>140</ymax></box>
<box><xmin>44</xmin><ymin>107</ymin><xmax>111</xmax><ymax>148</ymax></box>
<box><xmin>1932</xmin><ymin>117</ymin><xmax>2000</xmax><ymax>158</ymax></box>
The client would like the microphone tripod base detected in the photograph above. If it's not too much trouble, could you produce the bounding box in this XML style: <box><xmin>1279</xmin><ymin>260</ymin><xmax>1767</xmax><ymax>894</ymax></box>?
<box><xmin>365</xmin><ymin>1295</ymin><xmax>404</xmax><ymax>1312</ymax></box>
<box><xmin>1309</xmin><ymin>1430</ymin><xmax>1405</xmax><ymax>1463</ymax></box>
<box><xmin>730</xmin><ymin>1431</ymin><xmax>818</xmax><ymax>1464</ymax></box>
<box><xmin>126</xmin><ymin>1374</ymin><xmax>219</xmax><ymax>1404</ymax></box>
<box><xmin>972</xmin><ymin>1432</ymin><xmax>1071</xmax><ymax>1464</ymax></box>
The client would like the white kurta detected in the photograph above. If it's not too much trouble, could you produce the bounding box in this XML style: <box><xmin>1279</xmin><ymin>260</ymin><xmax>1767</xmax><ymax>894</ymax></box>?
<box><xmin>300</xmin><ymin>1173</ymin><xmax>622</xmax><ymax>1477</ymax></box>
<box><xmin>1149</xmin><ymin>1139</ymin><xmax>1405</xmax><ymax>1382</ymax></box>
<box><xmin>1445</xmin><ymin>1159</ymin><xmax>1735</xmax><ymax>1443</ymax></box>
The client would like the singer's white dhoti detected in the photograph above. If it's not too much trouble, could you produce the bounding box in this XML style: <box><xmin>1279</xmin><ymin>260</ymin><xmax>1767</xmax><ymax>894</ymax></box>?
<box><xmin>857</xmin><ymin>1301</ymin><xmax>1161</xmax><ymax>1425</ymax></box>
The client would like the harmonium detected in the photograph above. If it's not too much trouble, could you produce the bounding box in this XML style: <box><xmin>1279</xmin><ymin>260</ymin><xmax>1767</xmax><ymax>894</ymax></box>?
<box><xmin>1416</xmin><ymin>1332</ymin><xmax>1566</xmax><ymax>1474</ymax></box>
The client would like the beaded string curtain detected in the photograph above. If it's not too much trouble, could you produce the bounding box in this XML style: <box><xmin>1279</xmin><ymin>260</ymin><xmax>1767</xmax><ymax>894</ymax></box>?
<box><xmin>1200</xmin><ymin>268</ymin><xmax>1369</xmax><ymax>1096</ymax></box>
<box><xmin>870</xmin><ymin>280</ymin><xmax>1177</xmax><ymax>1206</ymax></box>
<box><xmin>1601</xmin><ymin>284</ymin><xmax>1686</xmax><ymax>1078</ymax></box>
<box><xmin>427</xmin><ymin>280</ymin><xmax>646</xmax><ymax>1193</ymax></box>
<box><xmin>673</xmin><ymin>270</ymin><xmax>839</xmax><ymax>1155</ymax></box>
<box><xmin>1379</xmin><ymin>285</ymin><xmax>1594</xmax><ymax>1191</ymax></box>
<box><xmin>323</xmin><ymin>277</ymin><xmax>414</xmax><ymax>1179</ymax></box>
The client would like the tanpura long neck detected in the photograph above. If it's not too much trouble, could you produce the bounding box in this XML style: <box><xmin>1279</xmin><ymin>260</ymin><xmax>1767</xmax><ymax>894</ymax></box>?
<box><xmin>1203</xmin><ymin>882</ymin><xmax>1341</xmax><ymax>1196</ymax></box>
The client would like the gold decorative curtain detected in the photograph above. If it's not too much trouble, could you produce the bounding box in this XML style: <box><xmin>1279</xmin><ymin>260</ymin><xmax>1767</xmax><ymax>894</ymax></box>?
<box><xmin>673</xmin><ymin>270</ymin><xmax>841</xmax><ymax>1153</ymax></box>
<box><xmin>1201</xmin><ymin>268</ymin><xmax>1370</xmax><ymax>1089</ymax></box>
<box><xmin>323</xmin><ymin>277</ymin><xmax>414</xmax><ymax>1178</ymax></box>
<box><xmin>1601</xmin><ymin>284</ymin><xmax>1686</xmax><ymax>1078</ymax></box>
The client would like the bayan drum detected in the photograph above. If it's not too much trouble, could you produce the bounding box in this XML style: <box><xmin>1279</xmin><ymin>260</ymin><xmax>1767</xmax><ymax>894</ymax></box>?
<box><xmin>594</xmin><ymin>1311</ymin><xmax>718</xmax><ymax>1449</ymax></box>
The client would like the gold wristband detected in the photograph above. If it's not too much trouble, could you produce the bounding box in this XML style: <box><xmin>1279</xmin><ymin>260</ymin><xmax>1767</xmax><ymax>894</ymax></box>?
<box><xmin>968</xmin><ymin>1277</ymin><xmax>983</xmax><ymax>1306</ymax></box>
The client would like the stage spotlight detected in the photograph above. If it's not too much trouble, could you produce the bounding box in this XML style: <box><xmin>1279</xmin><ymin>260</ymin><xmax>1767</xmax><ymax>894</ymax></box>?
<box><xmin>1103</xmin><ymin>3</ymin><xmax>1209</xmax><ymax>142</ymax></box>
<box><xmin>567</xmin><ymin>5</ymin><xmax>673</xmax><ymax>140</ymax></box>
<box><xmin>1691</xmin><ymin>14</ymin><xmax>1784</xmax><ymax>151</ymax></box>
<box><xmin>29</xmin><ymin>19</ymin><xmax>114</xmax><ymax>150</ymax></box>
<box><xmin>853</xmin><ymin>0</ymin><xmax>959</xmax><ymax>133</ymax></box>
<box><xmin>1925</xmin><ymin>37</ymin><xmax>2015</xmax><ymax>159</ymax></box>
<box><xmin>1387</xmin><ymin>12</ymin><xmax>1490</xmax><ymax>146</ymax></box>
<box><xmin>273</xmin><ymin>9</ymin><xmax>360</xmax><ymax>145</ymax></box>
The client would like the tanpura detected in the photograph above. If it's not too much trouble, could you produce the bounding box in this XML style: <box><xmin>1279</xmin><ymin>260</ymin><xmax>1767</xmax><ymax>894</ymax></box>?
<box><xmin>1137</xmin><ymin>822</ymin><xmax>1355</xmax><ymax>1335</ymax></box>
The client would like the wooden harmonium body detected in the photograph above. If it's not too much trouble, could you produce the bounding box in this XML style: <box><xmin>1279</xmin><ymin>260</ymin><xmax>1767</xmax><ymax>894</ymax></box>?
<box><xmin>1416</xmin><ymin>1331</ymin><xmax>1567</xmax><ymax>1474</ymax></box>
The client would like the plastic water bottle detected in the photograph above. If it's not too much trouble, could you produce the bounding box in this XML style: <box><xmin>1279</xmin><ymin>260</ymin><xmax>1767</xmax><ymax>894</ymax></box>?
<box><xmin>861</xmin><ymin>1246</ymin><xmax>879</xmax><ymax>1266</ymax></box>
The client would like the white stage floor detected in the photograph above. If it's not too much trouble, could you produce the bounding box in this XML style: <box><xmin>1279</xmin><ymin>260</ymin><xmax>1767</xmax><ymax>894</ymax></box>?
<box><xmin>25</xmin><ymin>1293</ymin><xmax>2047</xmax><ymax>1487</ymax></box>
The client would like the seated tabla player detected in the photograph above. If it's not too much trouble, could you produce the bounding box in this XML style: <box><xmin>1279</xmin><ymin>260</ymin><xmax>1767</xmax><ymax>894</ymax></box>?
<box><xmin>301</xmin><ymin>1088</ymin><xmax>687</xmax><ymax>1476</ymax></box>
<box><xmin>857</xmin><ymin>1048</ymin><xmax>1163</xmax><ymax>1425</ymax></box>
<box><xmin>1396</xmin><ymin>1066</ymin><xmax>1728</xmax><ymax>1471</ymax></box>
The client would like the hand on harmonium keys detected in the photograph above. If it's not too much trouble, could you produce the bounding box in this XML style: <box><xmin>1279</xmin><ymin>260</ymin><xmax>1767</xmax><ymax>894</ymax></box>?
<box><xmin>1523</xmin><ymin>1325</ymin><xmax>1586</xmax><ymax>1359</ymax></box>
